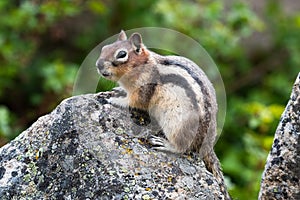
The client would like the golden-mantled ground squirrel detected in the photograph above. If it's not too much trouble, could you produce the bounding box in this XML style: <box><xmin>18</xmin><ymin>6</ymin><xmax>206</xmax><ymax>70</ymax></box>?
<box><xmin>96</xmin><ymin>30</ymin><xmax>231</xmax><ymax>199</ymax></box>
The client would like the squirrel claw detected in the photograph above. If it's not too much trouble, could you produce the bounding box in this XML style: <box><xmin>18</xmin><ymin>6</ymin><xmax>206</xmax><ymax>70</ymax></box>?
<box><xmin>148</xmin><ymin>135</ymin><xmax>165</xmax><ymax>146</ymax></box>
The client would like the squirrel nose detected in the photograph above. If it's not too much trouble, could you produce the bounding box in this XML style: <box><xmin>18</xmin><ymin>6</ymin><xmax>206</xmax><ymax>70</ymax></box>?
<box><xmin>96</xmin><ymin>59</ymin><xmax>105</xmax><ymax>70</ymax></box>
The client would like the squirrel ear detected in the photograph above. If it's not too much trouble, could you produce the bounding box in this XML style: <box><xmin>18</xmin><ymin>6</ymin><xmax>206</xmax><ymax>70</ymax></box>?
<box><xmin>118</xmin><ymin>30</ymin><xmax>127</xmax><ymax>41</ymax></box>
<box><xmin>129</xmin><ymin>33</ymin><xmax>143</xmax><ymax>52</ymax></box>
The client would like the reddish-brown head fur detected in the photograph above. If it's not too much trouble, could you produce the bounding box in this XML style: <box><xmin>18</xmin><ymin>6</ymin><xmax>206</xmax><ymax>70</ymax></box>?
<box><xmin>96</xmin><ymin>31</ymin><xmax>150</xmax><ymax>83</ymax></box>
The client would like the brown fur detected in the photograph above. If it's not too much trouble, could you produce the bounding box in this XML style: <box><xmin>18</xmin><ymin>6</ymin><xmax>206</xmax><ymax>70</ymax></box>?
<box><xmin>96</xmin><ymin>31</ymin><xmax>231</xmax><ymax>200</ymax></box>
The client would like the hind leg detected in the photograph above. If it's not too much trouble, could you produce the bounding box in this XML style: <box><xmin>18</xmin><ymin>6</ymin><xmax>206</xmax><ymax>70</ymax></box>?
<box><xmin>148</xmin><ymin>118</ymin><xmax>198</xmax><ymax>154</ymax></box>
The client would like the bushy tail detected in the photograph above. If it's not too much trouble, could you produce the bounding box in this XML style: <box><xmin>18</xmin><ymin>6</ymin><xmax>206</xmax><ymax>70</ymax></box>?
<box><xmin>203</xmin><ymin>150</ymin><xmax>231</xmax><ymax>200</ymax></box>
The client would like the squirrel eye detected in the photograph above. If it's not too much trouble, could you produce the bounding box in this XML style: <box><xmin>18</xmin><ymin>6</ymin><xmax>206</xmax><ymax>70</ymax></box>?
<box><xmin>116</xmin><ymin>50</ymin><xmax>127</xmax><ymax>59</ymax></box>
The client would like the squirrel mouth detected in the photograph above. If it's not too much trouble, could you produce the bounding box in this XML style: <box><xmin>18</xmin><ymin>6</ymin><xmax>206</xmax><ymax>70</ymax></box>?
<box><xmin>102</xmin><ymin>72</ymin><xmax>111</xmax><ymax>77</ymax></box>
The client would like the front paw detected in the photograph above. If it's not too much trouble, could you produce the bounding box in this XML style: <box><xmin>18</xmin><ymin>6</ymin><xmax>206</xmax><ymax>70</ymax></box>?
<box><xmin>111</xmin><ymin>87</ymin><xmax>127</xmax><ymax>98</ymax></box>
<box><xmin>108</xmin><ymin>96</ymin><xmax>129</xmax><ymax>108</ymax></box>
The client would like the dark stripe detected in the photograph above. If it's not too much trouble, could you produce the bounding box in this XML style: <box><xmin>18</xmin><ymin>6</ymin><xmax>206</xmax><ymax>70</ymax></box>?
<box><xmin>138</xmin><ymin>67</ymin><xmax>160</xmax><ymax>105</ymax></box>
<box><xmin>160</xmin><ymin>74</ymin><xmax>199</xmax><ymax>110</ymax></box>
<box><xmin>160</xmin><ymin>59</ymin><xmax>212</xmax><ymax>134</ymax></box>
<box><xmin>138</xmin><ymin>83</ymin><xmax>158</xmax><ymax>104</ymax></box>
<box><xmin>160</xmin><ymin>59</ymin><xmax>210</xmax><ymax>97</ymax></box>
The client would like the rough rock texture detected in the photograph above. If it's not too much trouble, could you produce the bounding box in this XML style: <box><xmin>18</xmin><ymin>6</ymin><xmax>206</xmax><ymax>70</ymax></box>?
<box><xmin>259</xmin><ymin>73</ymin><xmax>300</xmax><ymax>199</ymax></box>
<box><xmin>0</xmin><ymin>92</ymin><xmax>225</xmax><ymax>200</ymax></box>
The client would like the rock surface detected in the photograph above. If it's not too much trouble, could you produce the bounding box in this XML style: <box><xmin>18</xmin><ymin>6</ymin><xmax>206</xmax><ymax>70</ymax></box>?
<box><xmin>0</xmin><ymin>92</ymin><xmax>225</xmax><ymax>200</ymax></box>
<box><xmin>259</xmin><ymin>73</ymin><xmax>300</xmax><ymax>199</ymax></box>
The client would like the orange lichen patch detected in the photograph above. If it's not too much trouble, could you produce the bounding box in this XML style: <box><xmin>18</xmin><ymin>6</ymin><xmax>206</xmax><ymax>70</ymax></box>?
<box><xmin>35</xmin><ymin>149</ymin><xmax>39</xmax><ymax>160</ymax></box>
<box><xmin>138</xmin><ymin>139</ymin><xmax>146</xmax><ymax>144</ymax></box>
<box><xmin>35</xmin><ymin>148</ymin><xmax>43</xmax><ymax>160</ymax></box>
<box><xmin>167</xmin><ymin>176</ymin><xmax>173</xmax><ymax>182</ymax></box>
<box><xmin>126</xmin><ymin>148</ymin><xmax>133</xmax><ymax>154</ymax></box>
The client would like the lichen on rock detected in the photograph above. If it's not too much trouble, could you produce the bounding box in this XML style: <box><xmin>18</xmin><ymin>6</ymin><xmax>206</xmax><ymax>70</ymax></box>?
<box><xmin>259</xmin><ymin>73</ymin><xmax>300</xmax><ymax>200</ymax></box>
<box><xmin>0</xmin><ymin>92</ymin><xmax>225</xmax><ymax>199</ymax></box>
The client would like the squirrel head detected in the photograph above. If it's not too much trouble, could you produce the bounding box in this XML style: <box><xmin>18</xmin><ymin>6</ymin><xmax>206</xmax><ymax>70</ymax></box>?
<box><xmin>96</xmin><ymin>30</ymin><xmax>149</xmax><ymax>82</ymax></box>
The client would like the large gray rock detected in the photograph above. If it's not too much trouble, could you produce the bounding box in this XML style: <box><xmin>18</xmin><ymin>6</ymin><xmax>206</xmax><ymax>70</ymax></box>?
<box><xmin>0</xmin><ymin>92</ymin><xmax>225</xmax><ymax>199</ymax></box>
<box><xmin>259</xmin><ymin>73</ymin><xmax>300</xmax><ymax>199</ymax></box>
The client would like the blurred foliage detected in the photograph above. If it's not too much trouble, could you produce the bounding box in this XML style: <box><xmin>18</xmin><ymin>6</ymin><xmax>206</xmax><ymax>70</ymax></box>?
<box><xmin>0</xmin><ymin>0</ymin><xmax>299</xmax><ymax>199</ymax></box>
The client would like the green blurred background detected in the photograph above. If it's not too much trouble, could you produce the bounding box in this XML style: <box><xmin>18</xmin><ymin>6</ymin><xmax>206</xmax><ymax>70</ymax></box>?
<box><xmin>0</xmin><ymin>0</ymin><xmax>299</xmax><ymax>199</ymax></box>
